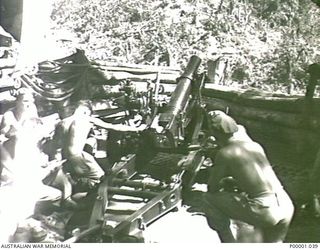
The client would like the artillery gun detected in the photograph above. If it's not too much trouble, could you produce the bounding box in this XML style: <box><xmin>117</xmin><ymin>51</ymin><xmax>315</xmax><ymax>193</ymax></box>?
<box><xmin>61</xmin><ymin>55</ymin><xmax>207</xmax><ymax>243</ymax></box>
<box><xmin>1</xmin><ymin>52</ymin><xmax>208</xmax><ymax>243</ymax></box>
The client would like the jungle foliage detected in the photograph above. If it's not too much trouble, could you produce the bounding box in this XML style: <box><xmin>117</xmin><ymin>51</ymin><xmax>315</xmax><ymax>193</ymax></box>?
<box><xmin>51</xmin><ymin>0</ymin><xmax>320</xmax><ymax>93</ymax></box>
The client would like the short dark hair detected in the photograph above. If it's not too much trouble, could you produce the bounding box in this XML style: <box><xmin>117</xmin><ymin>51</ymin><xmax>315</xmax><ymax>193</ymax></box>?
<box><xmin>208</xmin><ymin>110</ymin><xmax>238</xmax><ymax>135</ymax></box>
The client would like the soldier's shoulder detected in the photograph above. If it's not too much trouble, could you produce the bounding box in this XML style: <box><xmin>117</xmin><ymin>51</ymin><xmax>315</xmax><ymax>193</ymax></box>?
<box><xmin>2</xmin><ymin>109</ymin><xmax>15</xmax><ymax>120</ymax></box>
<box><xmin>217</xmin><ymin>145</ymin><xmax>238</xmax><ymax>159</ymax></box>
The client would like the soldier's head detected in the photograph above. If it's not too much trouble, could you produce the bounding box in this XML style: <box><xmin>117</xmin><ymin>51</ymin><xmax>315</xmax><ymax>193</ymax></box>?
<box><xmin>74</xmin><ymin>100</ymin><xmax>93</xmax><ymax>117</ymax></box>
<box><xmin>15</xmin><ymin>88</ymin><xmax>37</xmax><ymax>118</ymax></box>
<box><xmin>207</xmin><ymin>110</ymin><xmax>238</xmax><ymax>144</ymax></box>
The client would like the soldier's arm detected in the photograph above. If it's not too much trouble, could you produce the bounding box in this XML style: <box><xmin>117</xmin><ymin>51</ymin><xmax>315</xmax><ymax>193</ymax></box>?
<box><xmin>90</xmin><ymin>116</ymin><xmax>146</xmax><ymax>132</ymax></box>
<box><xmin>207</xmin><ymin>150</ymin><xmax>229</xmax><ymax>193</ymax></box>
<box><xmin>0</xmin><ymin>111</ymin><xmax>19</xmax><ymax>137</ymax></box>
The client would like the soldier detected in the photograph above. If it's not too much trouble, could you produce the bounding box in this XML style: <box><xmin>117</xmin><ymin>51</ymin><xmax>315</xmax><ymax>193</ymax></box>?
<box><xmin>0</xmin><ymin>88</ymin><xmax>41</xmax><ymax>184</ymax></box>
<box><xmin>202</xmin><ymin>110</ymin><xmax>294</xmax><ymax>242</ymax></box>
<box><xmin>0</xmin><ymin>89</ymin><xmax>61</xmax><ymax>242</ymax></box>
<box><xmin>51</xmin><ymin>100</ymin><xmax>146</xmax><ymax>207</ymax></box>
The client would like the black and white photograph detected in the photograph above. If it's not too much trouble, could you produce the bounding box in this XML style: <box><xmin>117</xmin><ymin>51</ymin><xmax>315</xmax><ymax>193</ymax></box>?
<box><xmin>0</xmin><ymin>0</ymin><xmax>320</xmax><ymax>246</ymax></box>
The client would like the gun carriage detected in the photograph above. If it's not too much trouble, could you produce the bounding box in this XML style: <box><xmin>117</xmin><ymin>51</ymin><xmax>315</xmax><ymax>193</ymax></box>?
<box><xmin>2</xmin><ymin>53</ymin><xmax>209</xmax><ymax>243</ymax></box>
<box><xmin>64</xmin><ymin>55</ymin><xmax>207</xmax><ymax>243</ymax></box>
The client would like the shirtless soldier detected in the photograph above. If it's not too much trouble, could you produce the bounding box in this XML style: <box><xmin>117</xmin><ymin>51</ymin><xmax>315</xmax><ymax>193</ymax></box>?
<box><xmin>0</xmin><ymin>88</ymin><xmax>40</xmax><ymax>183</ymax></box>
<box><xmin>202</xmin><ymin>110</ymin><xmax>294</xmax><ymax>243</ymax></box>
<box><xmin>51</xmin><ymin>100</ymin><xmax>146</xmax><ymax>206</ymax></box>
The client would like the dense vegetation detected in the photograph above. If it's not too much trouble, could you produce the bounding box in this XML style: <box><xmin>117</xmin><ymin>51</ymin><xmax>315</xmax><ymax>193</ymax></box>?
<box><xmin>50</xmin><ymin>0</ymin><xmax>320</xmax><ymax>93</ymax></box>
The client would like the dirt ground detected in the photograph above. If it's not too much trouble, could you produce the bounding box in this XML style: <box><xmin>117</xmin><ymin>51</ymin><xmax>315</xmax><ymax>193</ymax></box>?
<box><xmin>143</xmin><ymin>204</ymin><xmax>220</xmax><ymax>243</ymax></box>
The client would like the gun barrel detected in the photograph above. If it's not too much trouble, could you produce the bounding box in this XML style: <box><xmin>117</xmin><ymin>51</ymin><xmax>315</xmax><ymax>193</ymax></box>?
<box><xmin>180</xmin><ymin>55</ymin><xmax>202</xmax><ymax>80</ymax></box>
<box><xmin>159</xmin><ymin>55</ymin><xmax>201</xmax><ymax>128</ymax></box>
